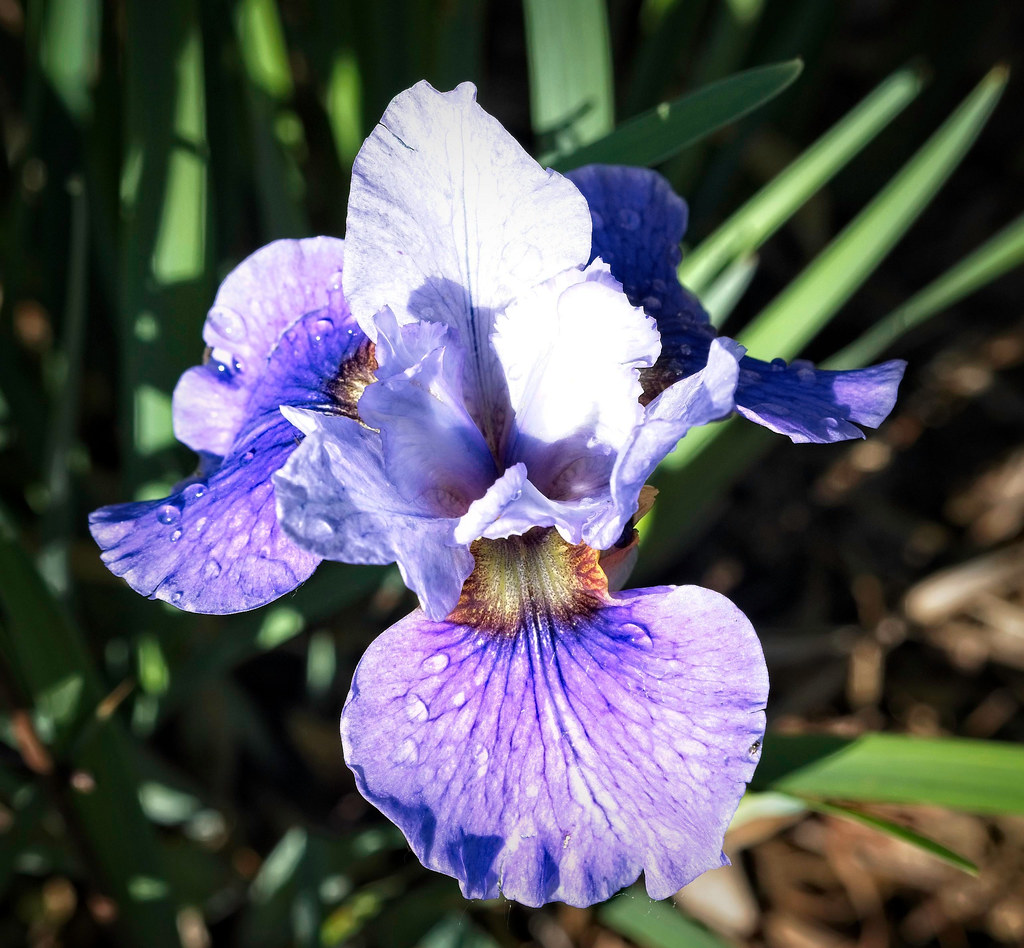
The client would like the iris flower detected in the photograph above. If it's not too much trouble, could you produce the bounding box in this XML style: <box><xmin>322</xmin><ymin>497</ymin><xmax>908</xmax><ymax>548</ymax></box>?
<box><xmin>91</xmin><ymin>82</ymin><xmax>904</xmax><ymax>907</ymax></box>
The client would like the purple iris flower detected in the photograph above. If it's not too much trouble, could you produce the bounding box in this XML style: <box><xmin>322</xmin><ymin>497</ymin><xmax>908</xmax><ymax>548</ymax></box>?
<box><xmin>90</xmin><ymin>81</ymin><xmax>904</xmax><ymax>907</ymax></box>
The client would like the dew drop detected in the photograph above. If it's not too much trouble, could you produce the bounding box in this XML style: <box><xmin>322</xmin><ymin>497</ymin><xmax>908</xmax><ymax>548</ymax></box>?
<box><xmin>770</xmin><ymin>358</ymin><xmax>787</xmax><ymax>371</ymax></box>
<box><xmin>793</xmin><ymin>360</ymin><xmax>816</xmax><ymax>383</ymax></box>
<box><xmin>194</xmin><ymin>516</ymin><xmax>208</xmax><ymax>534</ymax></box>
<box><xmin>405</xmin><ymin>694</ymin><xmax>429</xmax><ymax>723</ymax></box>
<box><xmin>617</xmin><ymin>208</ymin><xmax>641</xmax><ymax>231</ymax></box>
<box><xmin>650</xmin><ymin>278</ymin><xmax>667</xmax><ymax>293</ymax></box>
<box><xmin>183</xmin><ymin>483</ymin><xmax>206</xmax><ymax>503</ymax></box>
<box><xmin>241</xmin><ymin>449</ymin><xmax>255</xmax><ymax>464</ymax></box>
<box><xmin>170</xmin><ymin>590</ymin><xmax>183</xmax><ymax>604</ymax></box>
<box><xmin>421</xmin><ymin>653</ymin><xmax>449</xmax><ymax>673</ymax></box>
<box><xmin>258</xmin><ymin>546</ymin><xmax>272</xmax><ymax>559</ymax></box>
<box><xmin>314</xmin><ymin>316</ymin><xmax>334</xmax><ymax>341</ymax></box>
<box><xmin>472</xmin><ymin>743</ymin><xmax>489</xmax><ymax>764</ymax></box>
<box><xmin>328</xmin><ymin>269</ymin><xmax>344</xmax><ymax>293</ymax></box>
<box><xmin>157</xmin><ymin>504</ymin><xmax>180</xmax><ymax>525</ymax></box>
<box><xmin>624</xmin><ymin>623</ymin><xmax>653</xmax><ymax>649</ymax></box>
<box><xmin>451</xmin><ymin>691</ymin><xmax>466</xmax><ymax>708</ymax></box>
<box><xmin>641</xmin><ymin>295</ymin><xmax>662</xmax><ymax>313</ymax></box>
<box><xmin>393</xmin><ymin>738</ymin><xmax>419</xmax><ymax>765</ymax></box>
<box><xmin>204</xmin><ymin>560</ymin><xmax>222</xmax><ymax>580</ymax></box>
<box><xmin>170</xmin><ymin>529</ymin><xmax>182</xmax><ymax>543</ymax></box>
<box><xmin>207</xmin><ymin>305</ymin><xmax>246</xmax><ymax>342</ymax></box>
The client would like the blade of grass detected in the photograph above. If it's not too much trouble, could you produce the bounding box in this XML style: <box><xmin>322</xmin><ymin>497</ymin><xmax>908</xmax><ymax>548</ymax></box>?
<box><xmin>828</xmin><ymin>211</ymin><xmax>1024</xmax><ymax>368</ymax></box>
<box><xmin>235</xmin><ymin>0</ymin><xmax>309</xmax><ymax>238</ymax></box>
<box><xmin>679</xmin><ymin>66</ymin><xmax>925</xmax><ymax>293</ymax></box>
<box><xmin>600</xmin><ymin>888</ymin><xmax>732</xmax><ymax>948</ymax></box>
<box><xmin>703</xmin><ymin>253</ymin><xmax>758</xmax><ymax>327</ymax></box>
<box><xmin>553</xmin><ymin>60</ymin><xmax>802</xmax><ymax>172</ymax></box>
<box><xmin>38</xmin><ymin>0</ymin><xmax>101</xmax><ymax>124</ymax></box>
<box><xmin>738</xmin><ymin>65</ymin><xmax>1008</xmax><ymax>361</ymax></box>
<box><xmin>754</xmin><ymin>732</ymin><xmax>1024</xmax><ymax>815</ymax></box>
<box><xmin>799</xmin><ymin>798</ymin><xmax>978</xmax><ymax>875</ymax></box>
<box><xmin>0</xmin><ymin>504</ymin><xmax>180</xmax><ymax>946</ymax></box>
<box><xmin>523</xmin><ymin>0</ymin><xmax>614</xmax><ymax>163</ymax></box>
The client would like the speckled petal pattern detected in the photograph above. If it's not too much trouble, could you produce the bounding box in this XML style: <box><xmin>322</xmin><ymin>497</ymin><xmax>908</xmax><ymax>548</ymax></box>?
<box><xmin>341</xmin><ymin>583</ymin><xmax>767</xmax><ymax>907</ymax></box>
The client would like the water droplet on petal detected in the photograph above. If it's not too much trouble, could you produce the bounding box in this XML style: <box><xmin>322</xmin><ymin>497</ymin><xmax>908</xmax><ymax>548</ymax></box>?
<box><xmin>393</xmin><ymin>738</ymin><xmax>419</xmax><ymax>765</ymax></box>
<box><xmin>258</xmin><ymin>546</ymin><xmax>272</xmax><ymax>559</ymax></box>
<box><xmin>183</xmin><ymin>483</ymin><xmax>206</xmax><ymax>503</ymax></box>
<box><xmin>617</xmin><ymin>208</ymin><xmax>641</xmax><ymax>231</ymax></box>
<box><xmin>207</xmin><ymin>305</ymin><xmax>246</xmax><ymax>342</ymax></box>
<box><xmin>451</xmin><ymin>691</ymin><xmax>466</xmax><ymax>708</ymax></box>
<box><xmin>314</xmin><ymin>316</ymin><xmax>334</xmax><ymax>342</ymax></box>
<box><xmin>793</xmin><ymin>360</ymin><xmax>816</xmax><ymax>383</ymax></box>
<box><xmin>770</xmin><ymin>358</ymin><xmax>787</xmax><ymax>371</ymax></box>
<box><xmin>651</xmin><ymin>279</ymin><xmax>667</xmax><ymax>293</ymax></box>
<box><xmin>157</xmin><ymin>504</ymin><xmax>180</xmax><ymax>525</ymax></box>
<box><xmin>328</xmin><ymin>269</ymin><xmax>344</xmax><ymax>292</ymax></box>
<box><xmin>170</xmin><ymin>590</ymin><xmax>183</xmax><ymax>604</ymax></box>
<box><xmin>405</xmin><ymin>694</ymin><xmax>429</xmax><ymax>723</ymax></box>
<box><xmin>241</xmin><ymin>449</ymin><xmax>255</xmax><ymax>464</ymax></box>
<box><xmin>624</xmin><ymin>623</ymin><xmax>652</xmax><ymax>649</ymax></box>
<box><xmin>170</xmin><ymin>529</ymin><xmax>182</xmax><ymax>543</ymax></box>
<box><xmin>195</xmin><ymin>516</ymin><xmax>208</xmax><ymax>534</ymax></box>
<box><xmin>472</xmin><ymin>742</ymin><xmax>489</xmax><ymax>778</ymax></box>
<box><xmin>641</xmin><ymin>295</ymin><xmax>662</xmax><ymax>313</ymax></box>
<box><xmin>421</xmin><ymin>653</ymin><xmax>449</xmax><ymax>673</ymax></box>
<box><xmin>204</xmin><ymin>560</ymin><xmax>222</xmax><ymax>580</ymax></box>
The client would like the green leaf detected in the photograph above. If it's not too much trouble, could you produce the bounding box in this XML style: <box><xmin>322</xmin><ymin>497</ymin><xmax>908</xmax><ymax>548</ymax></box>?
<box><xmin>600</xmin><ymin>888</ymin><xmax>732</xmax><ymax>948</ymax></box>
<box><xmin>754</xmin><ymin>733</ymin><xmax>1024</xmax><ymax>816</ymax></box>
<box><xmin>524</xmin><ymin>0</ymin><xmax>614</xmax><ymax>162</ymax></box>
<box><xmin>737</xmin><ymin>65</ymin><xmax>1008</xmax><ymax>362</ymax></box>
<box><xmin>679</xmin><ymin>66</ymin><xmax>925</xmax><ymax>293</ymax></box>
<box><xmin>552</xmin><ymin>60</ymin><xmax>802</xmax><ymax>172</ymax></box>
<box><xmin>798</xmin><ymin>798</ymin><xmax>978</xmax><ymax>875</ymax></box>
<box><xmin>828</xmin><ymin>211</ymin><xmax>1024</xmax><ymax>369</ymax></box>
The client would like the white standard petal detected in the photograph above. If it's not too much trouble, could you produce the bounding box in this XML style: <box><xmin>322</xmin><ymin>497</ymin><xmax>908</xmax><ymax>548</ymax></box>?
<box><xmin>493</xmin><ymin>261</ymin><xmax>661</xmax><ymax>498</ymax></box>
<box><xmin>344</xmin><ymin>81</ymin><xmax>592</xmax><ymax>440</ymax></box>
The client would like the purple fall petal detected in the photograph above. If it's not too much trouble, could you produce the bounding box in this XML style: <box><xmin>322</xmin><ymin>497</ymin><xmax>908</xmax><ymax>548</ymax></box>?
<box><xmin>175</xmin><ymin>237</ymin><xmax>348</xmax><ymax>456</ymax></box>
<box><xmin>91</xmin><ymin>299</ymin><xmax>366</xmax><ymax>613</ymax></box>
<box><xmin>274</xmin><ymin>410</ymin><xmax>474</xmax><ymax>620</ymax></box>
<box><xmin>342</xmin><ymin>582</ymin><xmax>767</xmax><ymax>907</ymax></box>
<box><xmin>735</xmin><ymin>356</ymin><xmax>907</xmax><ymax>443</ymax></box>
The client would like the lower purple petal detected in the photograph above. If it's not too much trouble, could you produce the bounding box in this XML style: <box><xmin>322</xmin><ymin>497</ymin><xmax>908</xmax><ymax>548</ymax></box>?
<box><xmin>89</xmin><ymin>418</ymin><xmax>317</xmax><ymax>613</ymax></box>
<box><xmin>90</xmin><ymin>306</ymin><xmax>368</xmax><ymax>613</ymax></box>
<box><xmin>341</xmin><ymin>583</ymin><xmax>767</xmax><ymax>907</ymax></box>
<box><xmin>735</xmin><ymin>356</ymin><xmax>907</xmax><ymax>443</ymax></box>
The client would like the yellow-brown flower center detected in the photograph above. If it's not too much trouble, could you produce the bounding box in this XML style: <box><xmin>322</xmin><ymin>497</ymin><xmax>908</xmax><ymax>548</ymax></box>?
<box><xmin>328</xmin><ymin>340</ymin><xmax>378</xmax><ymax>420</ymax></box>
<box><xmin>449</xmin><ymin>528</ymin><xmax>610</xmax><ymax>634</ymax></box>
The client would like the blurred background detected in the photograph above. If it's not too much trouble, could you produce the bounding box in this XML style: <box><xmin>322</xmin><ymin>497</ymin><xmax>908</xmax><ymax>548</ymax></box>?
<box><xmin>1</xmin><ymin>0</ymin><xmax>1023</xmax><ymax>945</ymax></box>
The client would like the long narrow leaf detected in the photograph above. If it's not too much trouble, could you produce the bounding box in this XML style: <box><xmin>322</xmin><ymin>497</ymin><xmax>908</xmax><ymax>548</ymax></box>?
<box><xmin>680</xmin><ymin>66</ymin><xmax>925</xmax><ymax>293</ymax></box>
<box><xmin>799</xmin><ymin>798</ymin><xmax>979</xmax><ymax>875</ymax></box>
<box><xmin>754</xmin><ymin>733</ymin><xmax>1024</xmax><ymax>815</ymax></box>
<box><xmin>553</xmin><ymin>60</ymin><xmax>802</xmax><ymax>171</ymax></box>
<box><xmin>828</xmin><ymin>211</ymin><xmax>1024</xmax><ymax>368</ymax></box>
<box><xmin>524</xmin><ymin>0</ymin><xmax>614</xmax><ymax>161</ymax></box>
<box><xmin>738</xmin><ymin>66</ymin><xmax>1008</xmax><ymax>360</ymax></box>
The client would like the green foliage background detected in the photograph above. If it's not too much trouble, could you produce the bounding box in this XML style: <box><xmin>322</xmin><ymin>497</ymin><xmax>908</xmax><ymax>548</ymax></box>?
<box><xmin>1</xmin><ymin>1</ymin><xmax>1022</xmax><ymax>945</ymax></box>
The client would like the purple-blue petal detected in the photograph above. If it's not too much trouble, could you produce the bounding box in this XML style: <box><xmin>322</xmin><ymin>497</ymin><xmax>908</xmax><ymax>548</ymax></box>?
<box><xmin>735</xmin><ymin>356</ymin><xmax>907</xmax><ymax>443</ymax></box>
<box><xmin>91</xmin><ymin>280</ymin><xmax>367</xmax><ymax>613</ymax></box>
<box><xmin>175</xmin><ymin>237</ymin><xmax>348</xmax><ymax>456</ymax></box>
<box><xmin>566</xmin><ymin>164</ymin><xmax>700</xmax><ymax>325</ymax></box>
<box><xmin>341</xmin><ymin>583</ymin><xmax>767</xmax><ymax>907</ymax></box>
<box><xmin>274</xmin><ymin>410</ymin><xmax>474</xmax><ymax>621</ymax></box>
